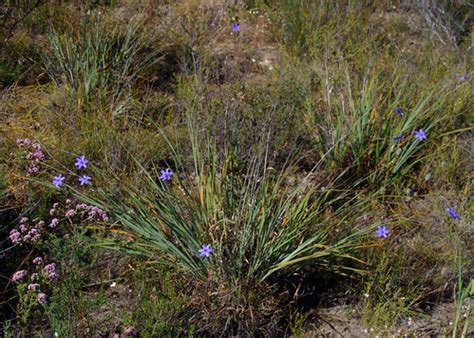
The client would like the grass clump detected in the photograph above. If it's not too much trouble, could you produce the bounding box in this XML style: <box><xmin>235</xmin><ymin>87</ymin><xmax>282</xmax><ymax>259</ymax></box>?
<box><xmin>43</xmin><ymin>12</ymin><xmax>161</xmax><ymax>118</ymax></box>
<box><xmin>75</xmin><ymin>123</ymin><xmax>372</xmax><ymax>334</ymax></box>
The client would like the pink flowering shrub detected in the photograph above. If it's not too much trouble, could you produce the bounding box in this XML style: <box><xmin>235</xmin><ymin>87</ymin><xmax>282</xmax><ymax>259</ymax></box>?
<box><xmin>7</xmin><ymin>197</ymin><xmax>110</xmax><ymax>325</ymax></box>
<box><xmin>72</xmin><ymin>203</ymin><xmax>109</xmax><ymax>222</ymax></box>
<box><xmin>12</xmin><ymin>258</ymin><xmax>60</xmax><ymax>288</ymax></box>
<box><xmin>6</xmin><ymin>141</ymin><xmax>110</xmax><ymax>329</ymax></box>
<box><xmin>9</xmin><ymin>200</ymin><xmax>109</xmax><ymax>245</ymax></box>
<box><xmin>16</xmin><ymin>138</ymin><xmax>46</xmax><ymax>174</ymax></box>
<box><xmin>9</xmin><ymin>217</ymin><xmax>43</xmax><ymax>244</ymax></box>
<box><xmin>11</xmin><ymin>257</ymin><xmax>60</xmax><ymax>323</ymax></box>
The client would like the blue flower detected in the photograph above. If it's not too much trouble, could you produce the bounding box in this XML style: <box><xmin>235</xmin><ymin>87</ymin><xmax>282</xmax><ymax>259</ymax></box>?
<box><xmin>75</xmin><ymin>155</ymin><xmax>89</xmax><ymax>170</ymax></box>
<box><xmin>447</xmin><ymin>207</ymin><xmax>460</xmax><ymax>220</ymax></box>
<box><xmin>159</xmin><ymin>168</ymin><xmax>173</xmax><ymax>182</ymax></box>
<box><xmin>393</xmin><ymin>108</ymin><xmax>403</xmax><ymax>116</ymax></box>
<box><xmin>376</xmin><ymin>225</ymin><xmax>390</xmax><ymax>238</ymax></box>
<box><xmin>52</xmin><ymin>174</ymin><xmax>65</xmax><ymax>187</ymax></box>
<box><xmin>459</xmin><ymin>74</ymin><xmax>467</xmax><ymax>82</ymax></box>
<box><xmin>232</xmin><ymin>22</ymin><xmax>240</xmax><ymax>32</ymax></box>
<box><xmin>414</xmin><ymin>129</ymin><xmax>427</xmax><ymax>141</ymax></box>
<box><xmin>78</xmin><ymin>175</ymin><xmax>92</xmax><ymax>186</ymax></box>
<box><xmin>199</xmin><ymin>244</ymin><xmax>213</xmax><ymax>257</ymax></box>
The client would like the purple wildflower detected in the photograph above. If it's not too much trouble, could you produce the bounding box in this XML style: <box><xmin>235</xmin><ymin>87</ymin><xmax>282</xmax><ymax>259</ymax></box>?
<box><xmin>17</xmin><ymin>138</ymin><xmax>28</xmax><ymax>147</ymax></box>
<box><xmin>74</xmin><ymin>155</ymin><xmax>89</xmax><ymax>169</ymax></box>
<box><xmin>38</xmin><ymin>293</ymin><xmax>47</xmax><ymax>305</ymax></box>
<box><xmin>27</xmin><ymin>164</ymin><xmax>40</xmax><ymax>173</ymax></box>
<box><xmin>52</xmin><ymin>174</ymin><xmax>65</xmax><ymax>187</ymax></box>
<box><xmin>65</xmin><ymin>209</ymin><xmax>76</xmax><ymax>218</ymax></box>
<box><xmin>44</xmin><ymin>263</ymin><xmax>56</xmax><ymax>274</ymax></box>
<box><xmin>447</xmin><ymin>207</ymin><xmax>460</xmax><ymax>220</ymax></box>
<box><xmin>12</xmin><ymin>270</ymin><xmax>27</xmax><ymax>282</ymax></box>
<box><xmin>29</xmin><ymin>228</ymin><xmax>39</xmax><ymax>236</ymax></box>
<box><xmin>9</xmin><ymin>229</ymin><xmax>21</xmax><ymax>243</ymax></box>
<box><xmin>17</xmin><ymin>138</ymin><xmax>33</xmax><ymax>149</ymax></box>
<box><xmin>19</xmin><ymin>224</ymin><xmax>28</xmax><ymax>233</ymax></box>
<box><xmin>28</xmin><ymin>283</ymin><xmax>40</xmax><ymax>292</ymax></box>
<box><xmin>232</xmin><ymin>22</ymin><xmax>240</xmax><ymax>32</ymax></box>
<box><xmin>76</xmin><ymin>203</ymin><xmax>108</xmax><ymax>221</ymax></box>
<box><xmin>78</xmin><ymin>175</ymin><xmax>92</xmax><ymax>186</ymax></box>
<box><xmin>414</xmin><ymin>129</ymin><xmax>427</xmax><ymax>141</ymax></box>
<box><xmin>159</xmin><ymin>168</ymin><xmax>174</xmax><ymax>182</ymax></box>
<box><xmin>459</xmin><ymin>74</ymin><xmax>467</xmax><ymax>82</ymax></box>
<box><xmin>33</xmin><ymin>149</ymin><xmax>44</xmax><ymax>160</ymax></box>
<box><xmin>33</xmin><ymin>257</ymin><xmax>43</xmax><ymax>265</ymax></box>
<box><xmin>49</xmin><ymin>218</ymin><xmax>59</xmax><ymax>228</ymax></box>
<box><xmin>28</xmin><ymin>227</ymin><xmax>41</xmax><ymax>242</ymax></box>
<box><xmin>376</xmin><ymin>225</ymin><xmax>390</xmax><ymax>238</ymax></box>
<box><xmin>393</xmin><ymin>108</ymin><xmax>403</xmax><ymax>116</ymax></box>
<box><xmin>199</xmin><ymin>244</ymin><xmax>213</xmax><ymax>257</ymax></box>
<box><xmin>19</xmin><ymin>141</ymin><xmax>45</xmax><ymax>174</ymax></box>
<box><xmin>48</xmin><ymin>272</ymin><xmax>60</xmax><ymax>283</ymax></box>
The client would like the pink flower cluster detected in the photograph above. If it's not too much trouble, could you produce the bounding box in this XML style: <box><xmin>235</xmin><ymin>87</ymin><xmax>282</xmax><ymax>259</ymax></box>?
<box><xmin>28</xmin><ymin>283</ymin><xmax>40</xmax><ymax>291</ymax></box>
<box><xmin>11</xmin><ymin>257</ymin><xmax>60</xmax><ymax>305</ymax></box>
<box><xmin>72</xmin><ymin>203</ymin><xmax>109</xmax><ymax>222</ymax></box>
<box><xmin>54</xmin><ymin>199</ymin><xmax>109</xmax><ymax>222</ymax></box>
<box><xmin>43</xmin><ymin>263</ymin><xmax>60</xmax><ymax>283</ymax></box>
<box><xmin>9</xmin><ymin>217</ymin><xmax>45</xmax><ymax>244</ymax></box>
<box><xmin>9</xmin><ymin>201</ymin><xmax>109</xmax><ymax>245</ymax></box>
<box><xmin>11</xmin><ymin>270</ymin><xmax>27</xmax><ymax>282</ymax></box>
<box><xmin>33</xmin><ymin>256</ymin><xmax>43</xmax><ymax>265</ymax></box>
<box><xmin>28</xmin><ymin>282</ymin><xmax>47</xmax><ymax>304</ymax></box>
<box><xmin>16</xmin><ymin>138</ymin><xmax>45</xmax><ymax>174</ymax></box>
<box><xmin>38</xmin><ymin>293</ymin><xmax>47</xmax><ymax>304</ymax></box>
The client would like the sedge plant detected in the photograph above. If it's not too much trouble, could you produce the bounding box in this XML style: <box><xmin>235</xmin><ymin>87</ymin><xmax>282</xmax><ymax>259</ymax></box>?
<box><xmin>42</xmin><ymin>12</ymin><xmax>161</xmax><ymax>119</ymax></box>
<box><xmin>69</xmin><ymin>119</ymin><xmax>375</xmax><ymax>309</ymax></box>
